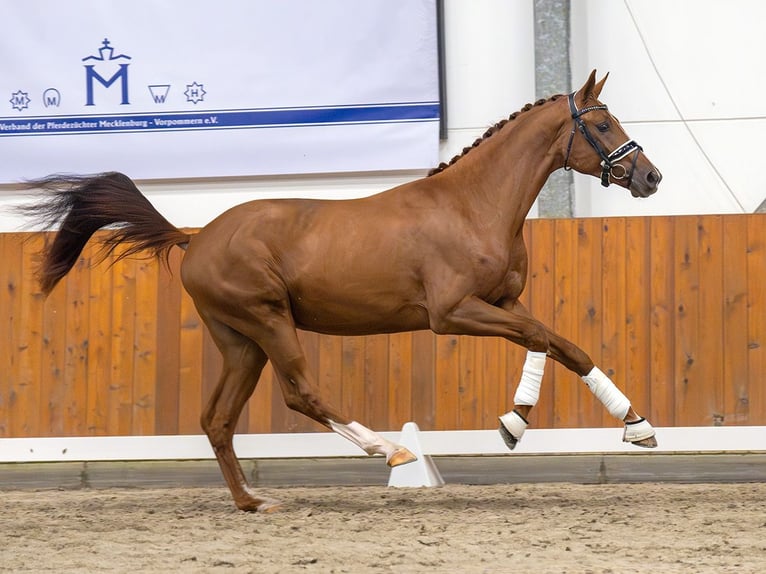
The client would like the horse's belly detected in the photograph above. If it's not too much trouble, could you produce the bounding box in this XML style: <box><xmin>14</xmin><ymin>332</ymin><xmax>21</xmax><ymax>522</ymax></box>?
<box><xmin>290</xmin><ymin>296</ymin><xmax>429</xmax><ymax>336</ymax></box>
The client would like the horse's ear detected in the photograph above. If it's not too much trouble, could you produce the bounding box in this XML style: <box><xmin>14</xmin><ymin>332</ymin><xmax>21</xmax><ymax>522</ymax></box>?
<box><xmin>575</xmin><ymin>69</ymin><xmax>608</xmax><ymax>104</ymax></box>
<box><xmin>592</xmin><ymin>72</ymin><xmax>609</xmax><ymax>99</ymax></box>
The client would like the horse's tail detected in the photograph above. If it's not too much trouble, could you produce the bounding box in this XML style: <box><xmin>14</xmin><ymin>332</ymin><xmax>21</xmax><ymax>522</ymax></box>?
<box><xmin>20</xmin><ymin>171</ymin><xmax>191</xmax><ymax>296</ymax></box>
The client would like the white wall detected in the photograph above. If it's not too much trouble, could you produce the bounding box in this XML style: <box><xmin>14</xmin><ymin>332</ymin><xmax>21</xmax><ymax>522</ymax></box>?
<box><xmin>571</xmin><ymin>0</ymin><xmax>766</xmax><ymax>216</ymax></box>
<box><xmin>2</xmin><ymin>0</ymin><xmax>762</xmax><ymax>232</ymax></box>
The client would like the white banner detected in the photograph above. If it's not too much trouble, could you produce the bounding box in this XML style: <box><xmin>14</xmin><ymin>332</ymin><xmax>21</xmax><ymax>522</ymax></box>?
<box><xmin>0</xmin><ymin>0</ymin><xmax>439</xmax><ymax>183</ymax></box>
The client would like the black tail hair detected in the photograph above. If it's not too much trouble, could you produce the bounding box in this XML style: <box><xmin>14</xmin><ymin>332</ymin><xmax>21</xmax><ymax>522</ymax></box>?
<box><xmin>19</xmin><ymin>172</ymin><xmax>190</xmax><ymax>295</ymax></box>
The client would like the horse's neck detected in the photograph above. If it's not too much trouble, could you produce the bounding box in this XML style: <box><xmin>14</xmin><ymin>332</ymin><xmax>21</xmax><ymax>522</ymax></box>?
<box><xmin>446</xmin><ymin>106</ymin><xmax>565</xmax><ymax>234</ymax></box>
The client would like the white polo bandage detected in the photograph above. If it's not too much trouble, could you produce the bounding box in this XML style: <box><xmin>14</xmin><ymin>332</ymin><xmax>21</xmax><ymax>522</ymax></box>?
<box><xmin>513</xmin><ymin>350</ymin><xmax>547</xmax><ymax>406</ymax></box>
<box><xmin>582</xmin><ymin>366</ymin><xmax>631</xmax><ymax>420</ymax></box>
<box><xmin>329</xmin><ymin>420</ymin><xmax>399</xmax><ymax>459</ymax></box>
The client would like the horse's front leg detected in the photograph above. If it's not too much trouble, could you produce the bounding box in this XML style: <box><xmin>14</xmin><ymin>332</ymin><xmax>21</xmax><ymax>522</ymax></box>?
<box><xmin>496</xmin><ymin>300</ymin><xmax>657</xmax><ymax>449</ymax></box>
<box><xmin>428</xmin><ymin>295</ymin><xmax>656</xmax><ymax>449</ymax></box>
<box><xmin>542</xmin><ymin>327</ymin><xmax>657</xmax><ymax>448</ymax></box>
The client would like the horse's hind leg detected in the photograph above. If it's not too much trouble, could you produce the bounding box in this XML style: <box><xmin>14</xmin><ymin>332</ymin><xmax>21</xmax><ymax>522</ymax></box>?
<box><xmin>200</xmin><ymin>317</ymin><xmax>281</xmax><ymax>512</ymax></box>
<box><xmin>256</xmin><ymin>320</ymin><xmax>416</xmax><ymax>467</ymax></box>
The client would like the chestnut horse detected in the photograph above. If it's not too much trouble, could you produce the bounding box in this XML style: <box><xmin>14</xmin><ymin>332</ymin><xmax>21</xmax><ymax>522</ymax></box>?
<box><xmin>24</xmin><ymin>71</ymin><xmax>661</xmax><ymax>511</ymax></box>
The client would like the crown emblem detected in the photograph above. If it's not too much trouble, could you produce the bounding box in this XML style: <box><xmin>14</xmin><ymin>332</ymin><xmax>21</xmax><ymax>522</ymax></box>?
<box><xmin>82</xmin><ymin>38</ymin><xmax>132</xmax><ymax>62</ymax></box>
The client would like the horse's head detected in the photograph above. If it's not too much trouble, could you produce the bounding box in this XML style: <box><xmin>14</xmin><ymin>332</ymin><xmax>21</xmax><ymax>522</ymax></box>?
<box><xmin>562</xmin><ymin>70</ymin><xmax>662</xmax><ymax>198</ymax></box>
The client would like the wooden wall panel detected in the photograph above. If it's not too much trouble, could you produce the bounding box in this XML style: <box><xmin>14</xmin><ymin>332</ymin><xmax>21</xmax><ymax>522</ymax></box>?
<box><xmin>721</xmin><ymin>216</ymin><xmax>750</xmax><ymax>424</ymax></box>
<box><xmin>624</xmin><ymin>217</ymin><xmax>651</xmax><ymax>422</ymax></box>
<box><xmin>746</xmin><ymin>216</ymin><xmax>766</xmax><ymax>425</ymax></box>
<box><xmin>648</xmin><ymin>216</ymin><xmax>675</xmax><ymax>426</ymax></box>
<box><xmin>551</xmin><ymin>218</ymin><xmax>578</xmax><ymax>428</ymax></box>
<box><xmin>1</xmin><ymin>214</ymin><xmax>765</xmax><ymax>439</ymax></box>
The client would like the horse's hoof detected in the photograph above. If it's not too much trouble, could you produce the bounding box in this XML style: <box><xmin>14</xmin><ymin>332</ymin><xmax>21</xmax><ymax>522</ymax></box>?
<box><xmin>623</xmin><ymin>417</ymin><xmax>657</xmax><ymax>448</ymax></box>
<box><xmin>236</xmin><ymin>497</ymin><xmax>283</xmax><ymax>513</ymax></box>
<box><xmin>498</xmin><ymin>410</ymin><xmax>528</xmax><ymax>450</ymax></box>
<box><xmin>387</xmin><ymin>447</ymin><xmax>417</xmax><ymax>467</ymax></box>
<box><xmin>630</xmin><ymin>435</ymin><xmax>658</xmax><ymax>449</ymax></box>
<box><xmin>498</xmin><ymin>424</ymin><xmax>519</xmax><ymax>450</ymax></box>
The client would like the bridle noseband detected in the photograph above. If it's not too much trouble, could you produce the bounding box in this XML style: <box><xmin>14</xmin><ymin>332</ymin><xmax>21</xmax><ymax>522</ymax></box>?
<box><xmin>563</xmin><ymin>92</ymin><xmax>642</xmax><ymax>188</ymax></box>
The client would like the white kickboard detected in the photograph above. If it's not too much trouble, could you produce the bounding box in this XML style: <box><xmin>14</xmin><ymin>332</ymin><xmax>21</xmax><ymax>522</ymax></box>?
<box><xmin>387</xmin><ymin>422</ymin><xmax>445</xmax><ymax>487</ymax></box>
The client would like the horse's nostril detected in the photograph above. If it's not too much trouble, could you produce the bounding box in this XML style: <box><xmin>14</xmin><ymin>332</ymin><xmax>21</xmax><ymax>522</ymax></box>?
<box><xmin>646</xmin><ymin>170</ymin><xmax>660</xmax><ymax>185</ymax></box>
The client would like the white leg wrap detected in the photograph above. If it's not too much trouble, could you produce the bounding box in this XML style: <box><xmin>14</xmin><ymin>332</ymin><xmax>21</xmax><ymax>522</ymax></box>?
<box><xmin>513</xmin><ymin>350</ymin><xmax>547</xmax><ymax>406</ymax></box>
<box><xmin>581</xmin><ymin>366</ymin><xmax>631</xmax><ymax>420</ymax></box>
<box><xmin>329</xmin><ymin>420</ymin><xmax>400</xmax><ymax>461</ymax></box>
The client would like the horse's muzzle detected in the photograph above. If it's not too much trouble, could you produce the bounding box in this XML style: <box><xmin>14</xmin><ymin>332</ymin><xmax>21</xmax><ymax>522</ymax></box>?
<box><xmin>630</xmin><ymin>167</ymin><xmax>662</xmax><ymax>198</ymax></box>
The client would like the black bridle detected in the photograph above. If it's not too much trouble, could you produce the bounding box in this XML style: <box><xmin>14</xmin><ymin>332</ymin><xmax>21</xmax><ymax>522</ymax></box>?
<box><xmin>563</xmin><ymin>92</ymin><xmax>642</xmax><ymax>188</ymax></box>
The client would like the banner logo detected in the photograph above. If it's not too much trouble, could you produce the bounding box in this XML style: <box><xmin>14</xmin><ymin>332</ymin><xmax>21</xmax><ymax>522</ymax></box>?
<box><xmin>82</xmin><ymin>38</ymin><xmax>131</xmax><ymax>106</ymax></box>
<box><xmin>184</xmin><ymin>82</ymin><xmax>206</xmax><ymax>104</ymax></box>
<box><xmin>148</xmin><ymin>85</ymin><xmax>171</xmax><ymax>104</ymax></box>
<box><xmin>43</xmin><ymin>88</ymin><xmax>61</xmax><ymax>108</ymax></box>
<box><xmin>9</xmin><ymin>90</ymin><xmax>31</xmax><ymax>112</ymax></box>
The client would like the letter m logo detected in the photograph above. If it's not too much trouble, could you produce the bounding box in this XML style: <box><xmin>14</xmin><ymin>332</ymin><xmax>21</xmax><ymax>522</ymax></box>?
<box><xmin>84</xmin><ymin>64</ymin><xmax>130</xmax><ymax>106</ymax></box>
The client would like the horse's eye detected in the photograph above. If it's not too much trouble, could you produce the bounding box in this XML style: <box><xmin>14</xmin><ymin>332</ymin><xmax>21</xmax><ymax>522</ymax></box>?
<box><xmin>596</xmin><ymin>122</ymin><xmax>610</xmax><ymax>133</ymax></box>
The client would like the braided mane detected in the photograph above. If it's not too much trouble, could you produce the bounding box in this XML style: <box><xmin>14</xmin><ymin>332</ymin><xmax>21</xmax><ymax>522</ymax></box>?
<box><xmin>428</xmin><ymin>94</ymin><xmax>562</xmax><ymax>177</ymax></box>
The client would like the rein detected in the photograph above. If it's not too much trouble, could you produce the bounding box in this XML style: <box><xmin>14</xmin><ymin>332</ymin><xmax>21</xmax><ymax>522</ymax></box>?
<box><xmin>563</xmin><ymin>92</ymin><xmax>642</xmax><ymax>187</ymax></box>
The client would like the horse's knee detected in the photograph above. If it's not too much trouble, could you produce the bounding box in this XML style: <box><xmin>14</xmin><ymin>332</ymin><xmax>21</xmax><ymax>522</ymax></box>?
<box><xmin>427</xmin><ymin>312</ymin><xmax>451</xmax><ymax>335</ymax></box>
<box><xmin>523</xmin><ymin>323</ymin><xmax>549</xmax><ymax>353</ymax></box>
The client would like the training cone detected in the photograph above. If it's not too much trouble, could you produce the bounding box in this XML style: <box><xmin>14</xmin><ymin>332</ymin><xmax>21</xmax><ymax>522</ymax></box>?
<box><xmin>387</xmin><ymin>422</ymin><xmax>445</xmax><ymax>487</ymax></box>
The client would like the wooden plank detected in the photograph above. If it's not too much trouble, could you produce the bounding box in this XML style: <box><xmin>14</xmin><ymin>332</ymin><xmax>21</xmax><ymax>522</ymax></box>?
<box><xmin>746</xmin><ymin>214</ymin><xmax>766</xmax><ymax>425</ymax></box>
<box><xmin>364</xmin><ymin>333</ymin><xmax>389</xmax><ymax>430</ymax></box>
<box><xmin>434</xmin><ymin>334</ymin><xmax>460</xmax><ymax>430</ymax></box>
<box><xmin>552</xmin><ymin>219</ymin><xmax>579</xmax><ymax>427</ymax></box>
<box><xmin>340</xmin><ymin>335</ymin><xmax>366</xmax><ymax>429</ymax></box>
<box><xmin>696</xmin><ymin>215</ymin><xmax>724</xmax><ymax>424</ymax></box>
<box><xmin>154</xmin><ymin>249</ymin><xmax>182</xmax><ymax>435</ymax></box>
<box><xmin>624</xmin><ymin>217</ymin><xmax>651</xmax><ymax>420</ymax></box>
<box><xmin>457</xmin><ymin>335</ymin><xmax>479</xmax><ymax>429</ymax></box>
<box><xmin>576</xmin><ymin>217</ymin><xmax>604</xmax><ymax>427</ymax></box>
<box><xmin>14</xmin><ymin>234</ymin><xmax>45</xmax><ymax>437</ymax></box>
<box><xmin>108</xmin><ymin>255</ymin><xmax>136</xmax><ymax>435</ymax></box>
<box><xmin>479</xmin><ymin>336</ymin><xmax>507</xmax><ymax>429</ymax></box>
<box><xmin>525</xmin><ymin>219</ymin><xmax>555</xmax><ymax>428</ymax></box>
<box><xmin>132</xmin><ymin>259</ymin><xmax>158</xmax><ymax>435</ymax></box>
<box><xmin>40</xmin><ymin>270</ymin><xmax>68</xmax><ymax>436</ymax></box>
<box><xmin>721</xmin><ymin>215</ymin><xmax>750</xmax><ymax>425</ymax></box>
<box><xmin>648</xmin><ymin>216</ymin><xmax>676</xmax><ymax>426</ymax></box>
<box><xmin>62</xmin><ymin>253</ymin><xmax>90</xmax><ymax>436</ymax></box>
<box><xmin>673</xmin><ymin>216</ymin><xmax>701</xmax><ymax>426</ymax></box>
<box><xmin>0</xmin><ymin>235</ymin><xmax>23</xmax><ymax>436</ymax></box>
<box><xmin>600</xmin><ymin>217</ymin><xmax>628</xmax><ymax>428</ymax></box>
<box><xmin>387</xmin><ymin>332</ymin><xmax>413</xmax><ymax>429</ymax></box>
<box><xmin>410</xmin><ymin>330</ymin><xmax>435</xmax><ymax>429</ymax></box>
<box><xmin>85</xmin><ymin>243</ymin><xmax>112</xmax><ymax>435</ymax></box>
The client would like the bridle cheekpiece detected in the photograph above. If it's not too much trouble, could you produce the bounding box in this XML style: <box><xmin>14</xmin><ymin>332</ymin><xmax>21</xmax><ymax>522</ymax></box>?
<box><xmin>563</xmin><ymin>92</ymin><xmax>642</xmax><ymax>188</ymax></box>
